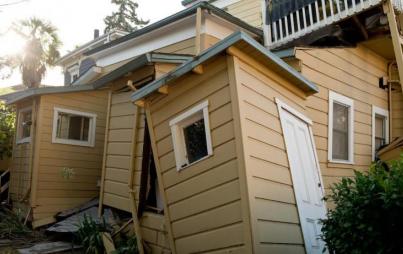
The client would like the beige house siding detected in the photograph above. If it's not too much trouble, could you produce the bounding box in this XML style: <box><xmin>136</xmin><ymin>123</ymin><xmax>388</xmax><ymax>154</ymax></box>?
<box><xmin>156</xmin><ymin>38</ymin><xmax>196</xmax><ymax>55</ymax></box>
<box><xmin>31</xmin><ymin>90</ymin><xmax>108</xmax><ymax>220</ymax></box>
<box><xmin>225</xmin><ymin>0</ymin><xmax>263</xmax><ymax>28</ymax></box>
<box><xmin>392</xmin><ymin>82</ymin><xmax>403</xmax><ymax>138</ymax></box>
<box><xmin>229</xmin><ymin>54</ymin><xmax>307</xmax><ymax>253</ymax></box>
<box><xmin>147</xmin><ymin>56</ymin><xmax>249</xmax><ymax>253</ymax></box>
<box><xmin>10</xmin><ymin>101</ymin><xmax>34</xmax><ymax>202</ymax></box>
<box><xmin>102</xmin><ymin>91</ymin><xmax>141</xmax><ymax>212</ymax></box>
<box><xmin>295</xmin><ymin>46</ymin><xmax>389</xmax><ymax>193</ymax></box>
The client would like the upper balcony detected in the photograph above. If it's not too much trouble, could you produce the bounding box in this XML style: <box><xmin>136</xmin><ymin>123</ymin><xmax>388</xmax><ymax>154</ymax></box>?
<box><xmin>265</xmin><ymin>0</ymin><xmax>403</xmax><ymax>49</ymax></box>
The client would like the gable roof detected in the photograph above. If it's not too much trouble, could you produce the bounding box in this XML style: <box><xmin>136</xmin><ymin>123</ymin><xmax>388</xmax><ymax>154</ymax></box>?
<box><xmin>4</xmin><ymin>53</ymin><xmax>192</xmax><ymax>105</ymax></box>
<box><xmin>90</xmin><ymin>53</ymin><xmax>192</xmax><ymax>88</ymax></box>
<box><xmin>83</xmin><ymin>2</ymin><xmax>262</xmax><ymax>57</ymax></box>
<box><xmin>131</xmin><ymin>31</ymin><xmax>318</xmax><ymax>102</ymax></box>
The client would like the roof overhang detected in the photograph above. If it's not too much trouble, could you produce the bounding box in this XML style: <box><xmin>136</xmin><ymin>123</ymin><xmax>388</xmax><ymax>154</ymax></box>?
<box><xmin>90</xmin><ymin>52</ymin><xmax>192</xmax><ymax>89</ymax></box>
<box><xmin>5</xmin><ymin>85</ymin><xmax>95</xmax><ymax>105</ymax></box>
<box><xmin>131</xmin><ymin>32</ymin><xmax>318</xmax><ymax>102</ymax></box>
<box><xmin>71</xmin><ymin>66</ymin><xmax>103</xmax><ymax>86</ymax></box>
<box><xmin>83</xmin><ymin>2</ymin><xmax>262</xmax><ymax>58</ymax></box>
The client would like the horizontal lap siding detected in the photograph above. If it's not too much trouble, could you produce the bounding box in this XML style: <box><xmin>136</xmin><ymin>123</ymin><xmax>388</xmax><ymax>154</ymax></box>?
<box><xmin>392</xmin><ymin>83</ymin><xmax>403</xmax><ymax>138</ymax></box>
<box><xmin>103</xmin><ymin>91</ymin><xmax>139</xmax><ymax>212</ymax></box>
<box><xmin>155</xmin><ymin>37</ymin><xmax>195</xmax><ymax>55</ymax></box>
<box><xmin>33</xmin><ymin>90</ymin><xmax>108</xmax><ymax>220</ymax></box>
<box><xmin>236</xmin><ymin>58</ymin><xmax>306</xmax><ymax>253</ymax></box>
<box><xmin>296</xmin><ymin>46</ymin><xmax>389</xmax><ymax>194</ymax></box>
<box><xmin>149</xmin><ymin>57</ymin><xmax>245</xmax><ymax>253</ymax></box>
<box><xmin>10</xmin><ymin>101</ymin><xmax>34</xmax><ymax>203</ymax></box>
<box><xmin>10</xmin><ymin>143</ymin><xmax>31</xmax><ymax>201</ymax></box>
<box><xmin>226</xmin><ymin>0</ymin><xmax>262</xmax><ymax>28</ymax></box>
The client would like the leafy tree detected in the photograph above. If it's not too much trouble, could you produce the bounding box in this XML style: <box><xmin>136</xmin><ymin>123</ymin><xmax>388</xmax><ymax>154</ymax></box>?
<box><xmin>0</xmin><ymin>102</ymin><xmax>15</xmax><ymax>160</ymax></box>
<box><xmin>2</xmin><ymin>17</ymin><xmax>61</xmax><ymax>88</ymax></box>
<box><xmin>321</xmin><ymin>158</ymin><xmax>403</xmax><ymax>253</ymax></box>
<box><xmin>104</xmin><ymin>0</ymin><xmax>149</xmax><ymax>33</ymax></box>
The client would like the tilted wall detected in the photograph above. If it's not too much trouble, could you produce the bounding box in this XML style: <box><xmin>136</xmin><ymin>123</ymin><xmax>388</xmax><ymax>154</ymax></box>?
<box><xmin>31</xmin><ymin>90</ymin><xmax>108</xmax><ymax>221</ymax></box>
<box><xmin>230</xmin><ymin>53</ymin><xmax>308</xmax><ymax>253</ymax></box>
<box><xmin>147</xmin><ymin>56</ymin><xmax>252</xmax><ymax>253</ymax></box>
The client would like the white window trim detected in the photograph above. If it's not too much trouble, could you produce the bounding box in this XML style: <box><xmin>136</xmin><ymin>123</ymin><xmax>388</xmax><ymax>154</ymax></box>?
<box><xmin>372</xmin><ymin>106</ymin><xmax>389</xmax><ymax>161</ymax></box>
<box><xmin>16</xmin><ymin>106</ymin><xmax>32</xmax><ymax>144</ymax></box>
<box><xmin>68</xmin><ymin>65</ymin><xmax>79</xmax><ymax>84</ymax></box>
<box><xmin>52</xmin><ymin>107</ymin><xmax>97</xmax><ymax>147</ymax></box>
<box><xmin>169</xmin><ymin>101</ymin><xmax>213</xmax><ymax>171</ymax></box>
<box><xmin>328</xmin><ymin>91</ymin><xmax>354</xmax><ymax>164</ymax></box>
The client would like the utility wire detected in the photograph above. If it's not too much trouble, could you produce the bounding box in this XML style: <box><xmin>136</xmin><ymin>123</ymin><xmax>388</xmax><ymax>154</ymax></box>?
<box><xmin>0</xmin><ymin>0</ymin><xmax>28</xmax><ymax>7</ymax></box>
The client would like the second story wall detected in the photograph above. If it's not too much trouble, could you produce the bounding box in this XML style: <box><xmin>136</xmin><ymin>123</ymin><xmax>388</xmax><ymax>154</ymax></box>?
<box><xmin>223</xmin><ymin>0</ymin><xmax>262</xmax><ymax>28</ymax></box>
<box><xmin>295</xmin><ymin>45</ymin><xmax>389</xmax><ymax>196</ymax></box>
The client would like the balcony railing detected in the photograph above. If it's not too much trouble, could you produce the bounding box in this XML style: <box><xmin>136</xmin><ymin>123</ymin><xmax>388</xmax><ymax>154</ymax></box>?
<box><xmin>265</xmin><ymin>0</ymin><xmax>403</xmax><ymax>48</ymax></box>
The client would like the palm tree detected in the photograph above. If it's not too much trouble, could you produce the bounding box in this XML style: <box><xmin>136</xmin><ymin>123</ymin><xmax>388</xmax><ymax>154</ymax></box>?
<box><xmin>9</xmin><ymin>17</ymin><xmax>61</xmax><ymax>88</ymax></box>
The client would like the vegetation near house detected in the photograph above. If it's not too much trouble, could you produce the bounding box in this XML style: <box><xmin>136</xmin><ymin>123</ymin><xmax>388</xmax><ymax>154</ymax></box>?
<box><xmin>104</xmin><ymin>0</ymin><xmax>149</xmax><ymax>33</ymax></box>
<box><xmin>0</xmin><ymin>17</ymin><xmax>61</xmax><ymax>88</ymax></box>
<box><xmin>321</xmin><ymin>158</ymin><xmax>403</xmax><ymax>253</ymax></box>
<box><xmin>0</xmin><ymin>102</ymin><xmax>15</xmax><ymax>160</ymax></box>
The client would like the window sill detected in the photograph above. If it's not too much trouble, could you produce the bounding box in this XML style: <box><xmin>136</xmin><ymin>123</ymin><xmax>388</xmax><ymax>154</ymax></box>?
<box><xmin>52</xmin><ymin>138</ymin><xmax>94</xmax><ymax>147</ymax></box>
<box><xmin>16</xmin><ymin>138</ymin><xmax>31</xmax><ymax>144</ymax></box>
<box><xmin>328</xmin><ymin>159</ymin><xmax>354</xmax><ymax>165</ymax></box>
<box><xmin>177</xmin><ymin>154</ymin><xmax>212</xmax><ymax>172</ymax></box>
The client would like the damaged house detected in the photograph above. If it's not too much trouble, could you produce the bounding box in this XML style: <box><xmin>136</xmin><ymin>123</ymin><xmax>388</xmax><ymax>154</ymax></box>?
<box><xmin>3</xmin><ymin>0</ymin><xmax>403</xmax><ymax>253</ymax></box>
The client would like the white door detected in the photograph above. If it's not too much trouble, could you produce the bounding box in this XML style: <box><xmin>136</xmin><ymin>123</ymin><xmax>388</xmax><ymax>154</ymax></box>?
<box><xmin>277</xmin><ymin>100</ymin><xmax>327</xmax><ymax>254</ymax></box>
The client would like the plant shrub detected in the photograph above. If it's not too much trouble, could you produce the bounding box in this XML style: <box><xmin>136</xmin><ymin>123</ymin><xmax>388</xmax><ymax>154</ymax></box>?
<box><xmin>113</xmin><ymin>235</ymin><xmax>139</xmax><ymax>254</ymax></box>
<box><xmin>321</xmin><ymin>157</ymin><xmax>403</xmax><ymax>254</ymax></box>
<box><xmin>76</xmin><ymin>215</ymin><xmax>109</xmax><ymax>254</ymax></box>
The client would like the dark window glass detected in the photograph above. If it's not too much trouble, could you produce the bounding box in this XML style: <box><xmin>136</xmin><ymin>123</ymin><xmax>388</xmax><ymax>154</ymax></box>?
<box><xmin>332</xmin><ymin>102</ymin><xmax>349</xmax><ymax>160</ymax></box>
<box><xmin>20</xmin><ymin>111</ymin><xmax>32</xmax><ymax>139</ymax></box>
<box><xmin>183</xmin><ymin>118</ymin><xmax>207</xmax><ymax>164</ymax></box>
<box><xmin>57</xmin><ymin>112</ymin><xmax>90</xmax><ymax>141</ymax></box>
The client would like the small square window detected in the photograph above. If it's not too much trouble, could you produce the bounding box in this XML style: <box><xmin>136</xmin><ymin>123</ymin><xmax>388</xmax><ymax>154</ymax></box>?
<box><xmin>52</xmin><ymin>107</ymin><xmax>96</xmax><ymax>147</ymax></box>
<box><xmin>17</xmin><ymin>107</ymin><xmax>32</xmax><ymax>144</ymax></box>
<box><xmin>169</xmin><ymin>101</ymin><xmax>213</xmax><ymax>171</ymax></box>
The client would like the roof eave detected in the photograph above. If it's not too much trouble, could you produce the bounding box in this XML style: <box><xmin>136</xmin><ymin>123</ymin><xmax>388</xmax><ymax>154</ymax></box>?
<box><xmin>131</xmin><ymin>32</ymin><xmax>317</xmax><ymax>102</ymax></box>
<box><xmin>83</xmin><ymin>2</ymin><xmax>262</xmax><ymax>57</ymax></box>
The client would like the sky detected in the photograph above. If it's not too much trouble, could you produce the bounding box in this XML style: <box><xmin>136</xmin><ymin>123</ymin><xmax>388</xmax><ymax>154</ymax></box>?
<box><xmin>0</xmin><ymin>0</ymin><xmax>184</xmax><ymax>87</ymax></box>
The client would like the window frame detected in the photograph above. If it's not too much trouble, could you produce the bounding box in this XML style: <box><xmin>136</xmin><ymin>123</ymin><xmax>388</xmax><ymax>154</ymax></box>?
<box><xmin>68</xmin><ymin>65</ymin><xmax>79</xmax><ymax>84</ymax></box>
<box><xmin>169</xmin><ymin>101</ymin><xmax>213</xmax><ymax>171</ymax></box>
<box><xmin>328</xmin><ymin>91</ymin><xmax>354</xmax><ymax>164</ymax></box>
<box><xmin>52</xmin><ymin>107</ymin><xmax>97</xmax><ymax>147</ymax></box>
<box><xmin>372</xmin><ymin>106</ymin><xmax>389</xmax><ymax>160</ymax></box>
<box><xmin>16</xmin><ymin>106</ymin><xmax>32</xmax><ymax>144</ymax></box>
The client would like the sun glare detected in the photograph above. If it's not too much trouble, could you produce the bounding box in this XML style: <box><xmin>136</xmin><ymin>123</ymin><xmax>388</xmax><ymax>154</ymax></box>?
<box><xmin>0</xmin><ymin>30</ymin><xmax>25</xmax><ymax>57</ymax></box>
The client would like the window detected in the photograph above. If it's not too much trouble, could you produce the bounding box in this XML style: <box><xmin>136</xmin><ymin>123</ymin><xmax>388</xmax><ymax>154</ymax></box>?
<box><xmin>68</xmin><ymin>65</ymin><xmax>79</xmax><ymax>84</ymax></box>
<box><xmin>17</xmin><ymin>107</ymin><xmax>32</xmax><ymax>144</ymax></box>
<box><xmin>372</xmin><ymin>106</ymin><xmax>389</xmax><ymax>160</ymax></box>
<box><xmin>328</xmin><ymin>91</ymin><xmax>354</xmax><ymax>164</ymax></box>
<box><xmin>169</xmin><ymin>101</ymin><xmax>213</xmax><ymax>171</ymax></box>
<box><xmin>52</xmin><ymin>107</ymin><xmax>96</xmax><ymax>147</ymax></box>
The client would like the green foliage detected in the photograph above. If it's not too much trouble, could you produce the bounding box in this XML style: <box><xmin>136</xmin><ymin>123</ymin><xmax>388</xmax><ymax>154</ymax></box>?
<box><xmin>104</xmin><ymin>0</ymin><xmax>149</xmax><ymax>33</ymax></box>
<box><xmin>321</xmin><ymin>157</ymin><xmax>403</xmax><ymax>254</ymax></box>
<box><xmin>0</xmin><ymin>206</ymin><xmax>31</xmax><ymax>239</ymax></box>
<box><xmin>76</xmin><ymin>215</ymin><xmax>109</xmax><ymax>254</ymax></box>
<box><xmin>0</xmin><ymin>102</ymin><xmax>15</xmax><ymax>160</ymax></box>
<box><xmin>113</xmin><ymin>235</ymin><xmax>139</xmax><ymax>254</ymax></box>
<box><xmin>1</xmin><ymin>17</ymin><xmax>61</xmax><ymax>88</ymax></box>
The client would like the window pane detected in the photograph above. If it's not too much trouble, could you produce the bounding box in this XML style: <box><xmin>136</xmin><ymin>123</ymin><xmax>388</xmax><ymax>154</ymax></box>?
<box><xmin>21</xmin><ymin>111</ymin><xmax>32</xmax><ymax>139</ymax></box>
<box><xmin>183</xmin><ymin>118</ymin><xmax>207</xmax><ymax>164</ymax></box>
<box><xmin>56</xmin><ymin>112</ymin><xmax>90</xmax><ymax>141</ymax></box>
<box><xmin>332</xmin><ymin>102</ymin><xmax>349</xmax><ymax>160</ymax></box>
<box><xmin>375</xmin><ymin>115</ymin><xmax>385</xmax><ymax>151</ymax></box>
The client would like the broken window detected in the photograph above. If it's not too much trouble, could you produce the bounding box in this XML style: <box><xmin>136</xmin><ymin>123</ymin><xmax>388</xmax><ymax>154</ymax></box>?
<box><xmin>169</xmin><ymin>101</ymin><xmax>213</xmax><ymax>171</ymax></box>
